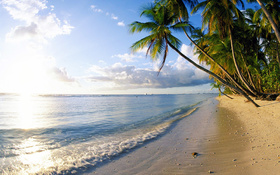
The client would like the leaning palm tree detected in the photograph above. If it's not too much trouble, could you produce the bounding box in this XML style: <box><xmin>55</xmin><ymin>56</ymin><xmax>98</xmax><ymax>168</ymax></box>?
<box><xmin>130</xmin><ymin>2</ymin><xmax>260</xmax><ymax>107</ymax></box>
<box><xmin>248</xmin><ymin>0</ymin><xmax>280</xmax><ymax>44</ymax></box>
<box><xmin>161</xmin><ymin>0</ymin><xmax>253</xmax><ymax>96</ymax></box>
<box><xmin>253</xmin><ymin>0</ymin><xmax>280</xmax><ymax>67</ymax></box>
<box><xmin>192</xmin><ymin>0</ymin><xmax>261</xmax><ymax>97</ymax></box>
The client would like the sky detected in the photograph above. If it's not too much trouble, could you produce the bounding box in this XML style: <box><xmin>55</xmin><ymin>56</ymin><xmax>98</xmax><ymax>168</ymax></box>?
<box><xmin>0</xmin><ymin>0</ymin><xmax>218</xmax><ymax>95</ymax></box>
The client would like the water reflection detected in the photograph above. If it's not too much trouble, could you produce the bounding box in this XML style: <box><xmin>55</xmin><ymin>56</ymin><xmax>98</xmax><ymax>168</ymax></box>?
<box><xmin>12</xmin><ymin>95</ymin><xmax>55</xmax><ymax>173</ymax></box>
<box><xmin>17</xmin><ymin>94</ymin><xmax>34</xmax><ymax>129</ymax></box>
<box><xmin>16</xmin><ymin>94</ymin><xmax>48</xmax><ymax>129</ymax></box>
<box><xmin>17</xmin><ymin>137</ymin><xmax>54</xmax><ymax>174</ymax></box>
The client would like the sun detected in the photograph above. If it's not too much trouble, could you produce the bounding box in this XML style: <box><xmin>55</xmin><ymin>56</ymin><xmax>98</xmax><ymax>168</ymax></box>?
<box><xmin>17</xmin><ymin>60</ymin><xmax>47</xmax><ymax>95</ymax></box>
<box><xmin>1</xmin><ymin>44</ymin><xmax>80</xmax><ymax>95</ymax></box>
<box><xmin>10</xmin><ymin>53</ymin><xmax>54</xmax><ymax>95</ymax></box>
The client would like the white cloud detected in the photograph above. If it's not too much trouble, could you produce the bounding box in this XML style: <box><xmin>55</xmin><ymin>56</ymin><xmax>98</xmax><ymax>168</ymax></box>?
<box><xmin>6</xmin><ymin>22</ymin><xmax>38</xmax><ymax>41</ymax></box>
<box><xmin>90</xmin><ymin>5</ymin><xmax>103</xmax><ymax>13</ymax></box>
<box><xmin>48</xmin><ymin>67</ymin><xmax>76</xmax><ymax>83</ymax></box>
<box><xmin>117</xmin><ymin>21</ymin><xmax>125</xmax><ymax>27</ymax></box>
<box><xmin>111</xmin><ymin>14</ymin><xmax>118</xmax><ymax>20</ymax></box>
<box><xmin>3</xmin><ymin>0</ymin><xmax>73</xmax><ymax>44</ymax></box>
<box><xmin>179</xmin><ymin>44</ymin><xmax>204</xmax><ymax>66</ymax></box>
<box><xmin>90</xmin><ymin>4</ymin><xmax>125</xmax><ymax>27</ymax></box>
<box><xmin>2</xmin><ymin>0</ymin><xmax>47</xmax><ymax>21</ymax></box>
<box><xmin>176</xmin><ymin>44</ymin><xmax>210</xmax><ymax>71</ymax></box>
<box><xmin>137</xmin><ymin>48</ymin><xmax>147</xmax><ymax>54</ymax></box>
<box><xmin>50</xmin><ymin>5</ymin><xmax>54</xmax><ymax>11</ymax></box>
<box><xmin>98</xmin><ymin>60</ymin><xmax>106</xmax><ymax>64</ymax></box>
<box><xmin>112</xmin><ymin>53</ymin><xmax>143</xmax><ymax>62</ymax></box>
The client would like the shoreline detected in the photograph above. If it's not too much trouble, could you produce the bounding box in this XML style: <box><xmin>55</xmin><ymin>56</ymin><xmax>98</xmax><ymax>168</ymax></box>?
<box><xmin>87</xmin><ymin>97</ymin><xmax>220</xmax><ymax>174</ymax></box>
<box><xmin>87</xmin><ymin>97</ymin><xmax>218</xmax><ymax>175</ymax></box>
<box><xmin>86</xmin><ymin>95</ymin><xmax>280</xmax><ymax>174</ymax></box>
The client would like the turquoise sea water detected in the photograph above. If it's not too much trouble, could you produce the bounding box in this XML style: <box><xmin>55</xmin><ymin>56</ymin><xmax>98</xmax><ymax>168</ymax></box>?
<box><xmin>0</xmin><ymin>93</ymin><xmax>217</xmax><ymax>174</ymax></box>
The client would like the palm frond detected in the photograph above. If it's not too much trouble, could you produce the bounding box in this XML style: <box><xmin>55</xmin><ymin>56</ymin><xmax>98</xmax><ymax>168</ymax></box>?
<box><xmin>167</xmin><ymin>34</ymin><xmax>182</xmax><ymax>48</ymax></box>
<box><xmin>130</xmin><ymin>35</ymin><xmax>155</xmax><ymax>53</ymax></box>
<box><xmin>150</xmin><ymin>37</ymin><xmax>165</xmax><ymax>59</ymax></box>
<box><xmin>191</xmin><ymin>1</ymin><xmax>207</xmax><ymax>15</ymax></box>
<box><xmin>158</xmin><ymin>41</ymin><xmax>169</xmax><ymax>73</ymax></box>
<box><xmin>170</xmin><ymin>22</ymin><xmax>191</xmax><ymax>32</ymax></box>
<box><xmin>129</xmin><ymin>22</ymin><xmax>158</xmax><ymax>33</ymax></box>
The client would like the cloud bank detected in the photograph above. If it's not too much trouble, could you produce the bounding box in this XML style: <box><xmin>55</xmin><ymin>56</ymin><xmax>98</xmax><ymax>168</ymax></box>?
<box><xmin>87</xmin><ymin>45</ymin><xmax>212</xmax><ymax>90</ymax></box>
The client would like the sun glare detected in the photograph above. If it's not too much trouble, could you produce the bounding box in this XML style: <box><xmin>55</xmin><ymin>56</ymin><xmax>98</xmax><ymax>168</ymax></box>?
<box><xmin>10</xmin><ymin>53</ymin><xmax>56</xmax><ymax>96</ymax></box>
<box><xmin>14</xmin><ymin>55</ymin><xmax>52</xmax><ymax>129</ymax></box>
<box><xmin>18</xmin><ymin>138</ymin><xmax>54</xmax><ymax>174</ymax></box>
<box><xmin>18</xmin><ymin>59</ymin><xmax>47</xmax><ymax>95</ymax></box>
<box><xmin>17</xmin><ymin>94</ymin><xmax>38</xmax><ymax>129</ymax></box>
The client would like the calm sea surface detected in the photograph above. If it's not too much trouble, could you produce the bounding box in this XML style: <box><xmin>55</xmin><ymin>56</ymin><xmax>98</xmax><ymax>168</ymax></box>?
<box><xmin>0</xmin><ymin>93</ymin><xmax>216</xmax><ymax>174</ymax></box>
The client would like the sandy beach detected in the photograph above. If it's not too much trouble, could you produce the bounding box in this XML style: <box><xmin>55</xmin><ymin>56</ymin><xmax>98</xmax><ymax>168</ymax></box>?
<box><xmin>215</xmin><ymin>95</ymin><xmax>280</xmax><ymax>175</ymax></box>
<box><xmin>87</xmin><ymin>95</ymin><xmax>280</xmax><ymax>175</ymax></box>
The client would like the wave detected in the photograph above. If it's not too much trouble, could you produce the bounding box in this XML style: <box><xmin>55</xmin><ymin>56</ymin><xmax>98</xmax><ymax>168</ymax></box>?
<box><xmin>0</xmin><ymin>105</ymin><xmax>199</xmax><ymax>175</ymax></box>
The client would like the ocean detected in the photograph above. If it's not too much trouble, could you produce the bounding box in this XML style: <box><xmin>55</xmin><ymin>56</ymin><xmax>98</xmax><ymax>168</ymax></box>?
<box><xmin>0</xmin><ymin>93</ymin><xmax>217</xmax><ymax>174</ymax></box>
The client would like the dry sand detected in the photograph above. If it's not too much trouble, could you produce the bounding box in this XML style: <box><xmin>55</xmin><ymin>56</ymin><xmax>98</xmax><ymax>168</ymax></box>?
<box><xmin>86</xmin><ymin>95</ymin><xmax>280</xmax><ymax>175</ymax></box>
<box><xmin>215</xmin><ymin>95</ymin><xmax>280</xmax><ymax>175</ymax></box>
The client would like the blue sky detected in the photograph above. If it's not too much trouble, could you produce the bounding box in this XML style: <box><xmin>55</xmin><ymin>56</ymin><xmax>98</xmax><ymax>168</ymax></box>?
<box><xmin>0</xmin><ymin>0</ymin><xmax>218</xmax><ymax>95</ymax></box>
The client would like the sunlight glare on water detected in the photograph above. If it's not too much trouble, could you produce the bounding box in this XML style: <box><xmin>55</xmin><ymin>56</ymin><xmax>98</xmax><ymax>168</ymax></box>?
<box><xmin>17</xmin><ymin>138</ymin><xmax>54</xmax><ymax>174</ymax></box>
<box><xmin>17</xmin><ymin>94</ymin><xmax>36</xmax><ymax>129</ymax></box>
<box><xmin>12</xmin><ymin>95</ymin><xmax>55</xmax><ymax>174</ymax></box>
<box><xmin>15</xmin><ymin>94</ymin><xmax>50</xmax><ymax>129</ymax></box>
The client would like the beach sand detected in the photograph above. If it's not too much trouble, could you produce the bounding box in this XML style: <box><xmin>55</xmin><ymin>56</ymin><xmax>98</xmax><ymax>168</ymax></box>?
<box><xmin>86</xmin><ymin>95</ymin><xmax>280</xmax><ymax>175</ymax></box>
<box><xmin>215</xmin><ymin>95</ymin><xmax>280</xmax><ymax>175</ymax></box>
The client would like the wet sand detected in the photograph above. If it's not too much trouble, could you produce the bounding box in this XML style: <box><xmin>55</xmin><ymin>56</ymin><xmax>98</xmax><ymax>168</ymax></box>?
<box><xmin>86</xmin><ymin>95</ymin><xmax>280</xmax><ymax>175</ymax></box>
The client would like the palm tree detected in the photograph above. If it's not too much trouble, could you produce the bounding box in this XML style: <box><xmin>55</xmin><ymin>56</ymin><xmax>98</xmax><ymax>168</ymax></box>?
<box><xmin>243</xmin><ymin>9</ymin><xmax>271</xmax><ymax>91</ymax></box>
<box><xmin>130</xmin><ymin>3</ymin><xmax>181</xmax><ymax>72</ymax></box>
<box><xmin>248</xmin><ymin>0</ymin><xmax>280</xmax><ymax>44</ymax></box>
<box><xmin>156</xmin><ymin>0</ymin><xmax>197</xmax><ymax>21</ymax></box>
<box><xmin>130</xmin><ymin>2</ymin><xmax>260</xmax><ymax>107</ymax></box>
<box><xmin>159</xmin><ymin>0</ymin><xmax>255</xmax><ymax>96</ymax></box>
<box><xmin>192</xmin><ymin>0</ymin><xmax>261</xmax><ymax>96</ymax></box>
<box><xmin>253</xmin><ymin>0</ymin><xmax>280</xmax><ymax>67</ymax></box>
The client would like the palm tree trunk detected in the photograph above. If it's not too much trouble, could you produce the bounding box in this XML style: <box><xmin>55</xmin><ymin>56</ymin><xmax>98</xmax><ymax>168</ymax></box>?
<box><xmin>256</xmin><ymin>0</ymin><xmax>280</xmax><ymax>44</ymax></box>
<box><xmin>182</xmin><ymin>29</ymin><xmax>254</xmax><ymax>96</ymax></box>
<box><xmin>166</xmin><ymin>39</ymin><xmax>260</xmax><ymax>107</ymax></box>
<box><xmin>240</xmin><ymin>55</ymin><xmax>258</xmax><ymax>91</ymax></box>
<box><xmin>276</xmin><ymin>43</ymin><xmax>280</xmax><ymax>69</ymax></box>
<box><xmin>229</xmin><ymin>28</ymin><xmax>260</xmax><ymax>97</ymax></box>
<box><xmin>247</xmin><ymin>67</ymin><xmax>257</xmax><ymax>90</ymax></box>
<box><xmin>218</xmin><ymin>87</ymin><xmax>234</xmax><ymax>99</ymax></box>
